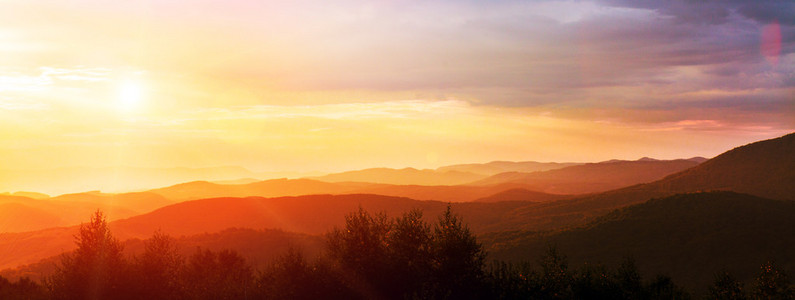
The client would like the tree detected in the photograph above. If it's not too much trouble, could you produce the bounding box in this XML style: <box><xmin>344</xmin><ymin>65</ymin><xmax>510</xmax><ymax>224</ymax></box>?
<box><xmin>753</xmin><ymin>260</ymin><xmax>793</xmax><ymax>300</ymax></box>
<box><xmin>0</xmin><ymin>276</ymin><xmax>47</xmax><ymax>300</ymax></box>
<box><xmin>486</xmin><ymin>261</ymin><xmax>538</xmax><ymax>299</ymax></box>
<box><xmin>256</xmin><ymin>248</ymin><xmax>356</xmax><ymax>300</ymax></box>
<box><xmin>257</xmin><ymin>248</ymin><xmax>313</xmax><ymax>299</ymax></box>
<box><xmin>430</xmin><ymin>205</ymin><xmax>487</xmax><ymax>299</ymax></box>
<box><xmin>134</xmin><ymin>231</ymin><xmax>184</xmax><ymax>299</ymax></box>
<box><xmin>326</xmin><ymin>207</ymin><xmax>392</xmax><ymax>298</ymax></box>
<box><xmin>182</xmin><ymin>248</ymin><xmax>254</xmax><ymax>300</ymax></box>
<box><xmin>537</xmin><ymin>246</ymin><xmax>572</xmax><ymax>299</ymax></box>
<box><xmin>386</xmin><ymin>209</ymin><xmax>433</xmax><ymax>296</ymax></box>
<box><xmin>48</xmin><ymin>210</ymin><xmax>129</xmax><ymax>300</ymax></box>
<box><xmin>325</xmin><ymin>206</ymin><xmax>487</xmax><ymax>299</ymax></box>
<box><xmin>572</xmin><ymin>263</ymin><xmax>618</xmax><ymax>299</ymax></box>
<box><xmin>709</xmin><ymin>271</ymin><xmax>746</xmax><ymax>300</ymax></box>
<box><xmin>615</xmin><ymin>257</ymin><xmax>644</xmax><ymax>299</ymax></box>
<box><xmin>645</xmin><ymin>274</ymin><xmax>689</xmax><ymax>300</ymax></box>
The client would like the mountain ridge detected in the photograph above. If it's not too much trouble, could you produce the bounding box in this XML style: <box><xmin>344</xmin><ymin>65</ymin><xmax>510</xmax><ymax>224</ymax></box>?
<box><xmin>485</xmin><ymin>191</ymin><xmax>795</xmax><ymax>292</ymax></box>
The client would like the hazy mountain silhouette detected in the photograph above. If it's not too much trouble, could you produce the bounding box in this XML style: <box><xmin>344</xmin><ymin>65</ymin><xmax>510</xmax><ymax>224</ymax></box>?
<box><xmin>0</xmin><ymin>166</ymin><xmax>261</xmax><ymax>196</ymax></box>
<box><xmin>310</xmin><ymin>167</ymin><xmax>486</xmax><ymax>185</ymax></box>
<box><xmin>0</xmin><ymin>226</ymin><xmax>75</xmax><ymax>270</ymax></box>
<box><xmin>0</xmin><ymin>194</ymin><xmax>151</xmax><ymax>233</ymax></box>
<box><xmin>474</xmin><ymin>188</ymin><xmax>571</xmax><ymax>203</ymax></box>
<box><xmin>471</xmin><ymin>159</ymin><xmax>701</xmax><ymax>194</ymax></box>
<box><xmin>686</xmin><ymin>156</ymin><xmax>709</xmax><ymax>163</ymax></box>
<box><xmin>210</xmin><ymin>178</ymin><xmax>262</xmax><ymax>185</ymax></box>
<box><xmin>146</xmin><ymin>177</ymin><xmax>561</xmax><ymax>203</ymax></box>
<box><xmin>51</xmin><ymin>191</ymin><xmax>173</xmax><ymax>214</ymax></box>
<box><xmin>436</xmin><ymin>161</ymin><xmax>581</xmax><ymax>176</ymax></box>
<box><xmin>0</xmin><ymin>202</ymin><xmax>63</xmax><ymax>232</ymax></box>
<box><xmin>148</xmin><ymin>178</ymin><xmax>368</xmax><ymax>201</ymax></box>
<box><xmin>636</xmin><ymin>157</ymin><xmax>659</xmax><ymax>161</ymax></box>
<box><xmin>485</xmin><ymin>191</ymin><xmax>795</xmax><ymax>291</ymax></box>
<box><xmin>9</xmin><ymin>191</ymin><xmax>49</xmax><ymax>199</ymax></box>
<box><xmin>350</xmin><ymin>183</ymin><xmax>569</xmax><ymax>202</ymax></box>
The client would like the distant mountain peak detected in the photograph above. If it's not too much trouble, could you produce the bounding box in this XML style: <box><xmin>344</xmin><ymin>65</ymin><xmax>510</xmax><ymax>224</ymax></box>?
<box><xmin>686</xmin><ymin>156</ymin><xmax>709</xmax><ymax>163</ymax></box>
<box><xmin>637</xmin><ymin>157</ymin><xmax>658</xmax><ymax>161</ymax></box>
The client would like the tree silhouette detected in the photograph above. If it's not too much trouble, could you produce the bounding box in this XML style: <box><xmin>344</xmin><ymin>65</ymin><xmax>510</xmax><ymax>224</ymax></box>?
<box><xmin>709</xmin><ymin>271</ymin><xmax>747</xmax><ymax>300</ymax></box>
<box><xmin>257</xmin><ymin>248</ymin><xmax>314</xmax><ymax>300</ymax></box>
<box><xmin>753</xmin><ymin>260</ymin><xmax>793</xmax><ymax>300</ymax></box>
<box><xmin>386</xmin><ymin>209</ymin><xmax>433</xmax><ymax>297</ymax></box>
<box><xmin>572</xmin><ymin>263</ymin><xmax>618</xmax><ymax>299</ymax></box>
<box><xmin>324</xmin><ymin>206</ymin><xmax>488</xmax><ymax>299</ymax></box>
<box><xmin>182</xmin><ymin>248</ymin><xmax>253</xmax><ymax>300</ymax></box>
<box><xmin>0</xmin><ymin>276</ymin><xmax>47</xmax><ymax>300</ymax></box>
<box><xmin>326</xmin><ymin>207</ymin><xmax>391</xmax><ymax>298</ymax></box>
<box><xmin>430</xmin><ymin>205</ymin><xmax>486</xmax><ymax>299</ymax></box>
<box><xmin>133</xmin><ymin>231</ymin><xmax>183</xmax><ymax>299</ymax></box>
<box><xmin>537</xmin><ymin>246</ymin><xmax>572</xmax><ymax>299</ymax></box>
<box><xmin>646</xmin><ymin>274</ymin><xmax>689</xmax><ymax>300</ymax></box>
<box><xmin>615</xmin><ymin>257</ymin><xmax>644</xmax><ymax>299</ymax></box>
<box><xmin>48</xmin><ymin>210</ymin><xmax>129</xmax><ymax>300</ymax></box>
<box><xmin>256</xmin><ymin>247</ymin><xmax>356</xmax><ymax>300</ymax></box>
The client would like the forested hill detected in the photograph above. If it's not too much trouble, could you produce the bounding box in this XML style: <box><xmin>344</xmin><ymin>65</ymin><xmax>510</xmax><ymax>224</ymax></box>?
<box><xmin>484</xmin><ymin>191</ymin><xmax>795</xmax><ymax>291</ymax></box>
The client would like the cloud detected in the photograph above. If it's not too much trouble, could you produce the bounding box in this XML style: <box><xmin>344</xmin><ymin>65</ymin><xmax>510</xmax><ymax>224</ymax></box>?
<box><xmin>1</xmin><ymin>0</ymin><xmax>792</xmax><ymax>135</ymax></box>
<box><xmin>179</xmin><ymin>100</ymin><xmax>470</xmax><ymax>121</ymax></box>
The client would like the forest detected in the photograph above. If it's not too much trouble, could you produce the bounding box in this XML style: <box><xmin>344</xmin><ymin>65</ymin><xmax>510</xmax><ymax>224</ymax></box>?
<box><xmin>0</xmin><ymin>208</ymin><xmax>792</xmax><ymax>300</ymax></box>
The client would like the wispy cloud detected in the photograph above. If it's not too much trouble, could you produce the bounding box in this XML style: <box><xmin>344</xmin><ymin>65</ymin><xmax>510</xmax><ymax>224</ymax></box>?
<box><xmin>180</xmin><ymin>100</ymin><xmax>470</xmax><ymax>121</ymax></box>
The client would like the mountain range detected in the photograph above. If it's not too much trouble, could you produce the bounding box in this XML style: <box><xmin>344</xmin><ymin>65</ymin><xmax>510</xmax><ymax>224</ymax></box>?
<box><xmin>470</xmin><ymin>159</ymin><xmax>703</xmax><ymax>194</ymax></box>
<box><xmin>0</xmin><ymin>132</ymin><xmax>792</xmax><ymax>291</ymax></box>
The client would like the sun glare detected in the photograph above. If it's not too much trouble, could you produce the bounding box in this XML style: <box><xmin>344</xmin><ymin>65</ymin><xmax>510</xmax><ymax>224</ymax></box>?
<box><xmin>117</xmin><ymin>80</ymin><xmax>143</xmax><ymax>112</ymax></box>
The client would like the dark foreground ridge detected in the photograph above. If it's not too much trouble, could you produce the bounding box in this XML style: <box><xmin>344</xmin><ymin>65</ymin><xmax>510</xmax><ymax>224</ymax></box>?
<box><xmin>2</xmin><ymin>201</ymin><xmax>794</xmax><ymax>299</ymax></box>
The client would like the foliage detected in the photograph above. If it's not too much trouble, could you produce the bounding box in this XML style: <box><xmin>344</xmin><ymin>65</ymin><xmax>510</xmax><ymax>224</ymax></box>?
<box><xmin>0</xmin><ymin>276</ymin><xmax>47</xmax><ymax>300</ymax></box>
<box><xmin>485</xmin><ymin>191</ymin><xmax>795</xmax><ymax>292</ymax></box>
<box><xmin>710</xmin><ymin>271</ymin><xmax>747</xmax><ymax>300</ymax></box>
<box><xmin>47</xmin><ymin>210</ymin><xmax>129</xmax><ymax>300</ymax></box>
<box><xmin>1</xmin><ymin>207</ymin><xmax>786</xmax><ymax>299</ymax></box>
<box><xmin>323</xmin><ymin>205</ymin><xmax>487</xmax><ymax>299</ymax></box>
<box><xmin>753</xmin><ymin>261</ymin><xmax>793</xmax><ymax>300</ymax></box>
<box><xmin>133</xmin><ymin>231</ymin><xmax>184</xmax><ymax>299</ymax></box>
<box><xmin>182</xmin><ymin>248</ymin><xmax>253</xmax><ymax>300</ymax></box>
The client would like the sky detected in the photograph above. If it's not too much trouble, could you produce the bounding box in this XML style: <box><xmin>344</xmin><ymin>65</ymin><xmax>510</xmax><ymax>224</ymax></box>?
<box><xmin>1</xmin><ymin>0</ymin><xmax>793</xmax><ymax>174</ymax></box>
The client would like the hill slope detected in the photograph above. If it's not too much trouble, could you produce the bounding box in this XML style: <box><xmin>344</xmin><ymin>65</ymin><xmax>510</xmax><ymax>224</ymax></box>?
<box><xmin>351</xmin><ymin>183</ymin><xmax>569</xmax><ymax>203</ymax></box>
<box><xmin>148</xmin><ymin>178</ymin><xmax>368</xmax><ymax>201</ymax></box>
<box><xmin>485</xmin><ymin>191</ymin><xmax>795</xmax><ymax>291</ymax></box>
<box><xmin>471</xmin><ymin>159</ymin><xmax>701</xmax><ymax>194</ymax></box>
<box><xmin>475</xmin><ymin>188</ymin><xmax>569</xmax><ymax>203</ymax></box>
<box><xmin>148</xmin><ymin>177</ymin><xmax>562</xmax><ymax>203</ymax></box>
<box><xmin>436</xmin><ymin>161</ymin><xmax>581</xmax><ymax>176</ymax></box>
<box><xmin>500</xmin><ymin>132</ymin><xmax>795</xmax><ymax>230</ymax></box>
<box><xmin>310</xmin><ymin>167</ymin><xmax>486</xmax><ymax>185</ymax></box>
<box><xmin>647</xmin><ymin>132</ymin><xmax>795</xmax><ymax>200</ymax></box>
<box><xmin>0</xmin><ymin>194</ymin><xmax>151</xmax><ymax>233</ymax></box>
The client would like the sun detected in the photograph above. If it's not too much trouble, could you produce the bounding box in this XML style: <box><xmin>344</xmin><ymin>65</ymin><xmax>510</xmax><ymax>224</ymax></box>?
<box><xmin>117</xmin><ymin>80</ymin><xmax>144</xmax><ymax>112</ymax></box>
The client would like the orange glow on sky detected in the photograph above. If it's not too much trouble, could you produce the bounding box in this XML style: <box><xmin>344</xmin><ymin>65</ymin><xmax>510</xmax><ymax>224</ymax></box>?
<box><xmin>0</xmin><ymin>0</ymin><xmax>792</xmax><ymax>193</ymax></box>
